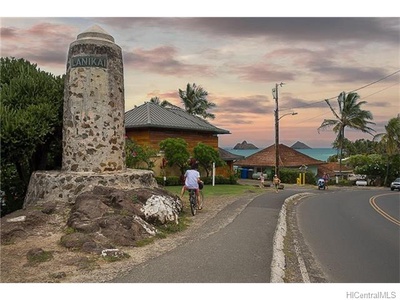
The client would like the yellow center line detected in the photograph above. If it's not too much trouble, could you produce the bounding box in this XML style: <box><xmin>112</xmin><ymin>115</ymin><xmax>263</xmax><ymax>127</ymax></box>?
<box><xmin>369</xmin><ymin>193</ymin><xmax>400</xmax><ymax>226</ymax></box>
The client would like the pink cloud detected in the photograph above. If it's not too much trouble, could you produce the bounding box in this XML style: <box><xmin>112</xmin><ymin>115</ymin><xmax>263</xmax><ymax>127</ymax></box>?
<box><xmin>1</xmin><ymin>22</ymin><xmax>77</xmax><ymax>68</ymax></box>
<box><xmin>145</xmin><ymin>90</ymin><xmax>181</xmax><ymax>104</ymax></box>
<box><xmin>233</xmin><ymin>63</ymin><xmax>296</xmax><ymax>82</ymax></box>
<box><xmin>0</xmin><ymin>27</ymin><xmax>17</xmax><ymax>38</ymax></box>
<box><xmin>124</xmin><ymin>46</ymin><xmax>215</xmax><ymax>77</ymax></box>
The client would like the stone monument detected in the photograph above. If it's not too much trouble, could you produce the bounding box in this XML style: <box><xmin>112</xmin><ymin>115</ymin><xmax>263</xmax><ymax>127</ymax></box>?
<box><xmin>62</xmin><ymin>25</ymin><xmax>125</xmax><ymax>173</ymax></box>
<box><xmin>24</xmin><ymin>25</ymin><xmax>157</xmax><ymax>208</ymax></box>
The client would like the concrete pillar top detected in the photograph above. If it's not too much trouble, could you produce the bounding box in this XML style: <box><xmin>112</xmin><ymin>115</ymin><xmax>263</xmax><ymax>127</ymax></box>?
<box><xmin>77</xmin><ymin>25</ymin><xmax>115</xmax><ymax>43</ymax></box>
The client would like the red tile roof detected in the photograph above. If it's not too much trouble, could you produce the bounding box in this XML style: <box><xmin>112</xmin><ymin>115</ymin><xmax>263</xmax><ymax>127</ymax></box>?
<box><xmin>318</xmin><ymin>162</ymin><xmax>353</xmax><ymax>177</ymax></box>
<box><xmin>235</xmin><ymin>144</ymin><xmax>325</xmax><ymax>167</ymax></box>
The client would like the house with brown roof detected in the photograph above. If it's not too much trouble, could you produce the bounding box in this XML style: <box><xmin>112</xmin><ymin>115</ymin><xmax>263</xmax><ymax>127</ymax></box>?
<box><xmin>318</xmin><ymin>162</ymin><xmax>353</xmax><ymax>179</ymax></box>
<box><xmin>234</xmin><ymin>143</ymin><xmax>326</xmax><ymax>177</ymax></box>
<box><xmin>125</xmin><ymin>102</ymin><xmax>231</xmax><ymax>177</ymax></box>
<box><xmin>218</xmin><ymin>148</ymin><xmax>245</xmax><ymax>177</ymax></box>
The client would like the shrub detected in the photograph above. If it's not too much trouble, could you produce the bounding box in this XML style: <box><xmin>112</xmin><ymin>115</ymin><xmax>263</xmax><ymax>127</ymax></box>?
<box><xmin>334</xmin><ymin>179</ymin><xmax>353</xmax><ymax>186</ymax></box>
<box><xmin>278</xmin><ymin>168</ymin><xmax>316</xmax><ymax>184</ymax></box>
<box><xmin>155</xmin><ymin>176</ymin><xmax>181</xmax><ymax>186</ymax></box>
<box><xmin>201</xmin><ymin>175</ymin><xmax>237</xmax><ymax>185</ymax></box>
<box><xmin>156</xmin><ymin>175</ymin><xmax>237</xmax><ymax>186</ymax></box>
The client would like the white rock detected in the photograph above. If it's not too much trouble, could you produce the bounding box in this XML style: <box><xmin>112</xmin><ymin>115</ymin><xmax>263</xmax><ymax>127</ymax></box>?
<box><xmin>143</xmin><ymin>195</ymin><xmax>180</xmax><ymax>224</ymax></box>
<box><xmin>133</xmin><ymin>215</ymin><xmax>157</xmax><ymax>236</ymax></box>
<box><xmin>7</xmin><ymin>216</ymin><xmax>26</xmax><ymax>222</ymax></box>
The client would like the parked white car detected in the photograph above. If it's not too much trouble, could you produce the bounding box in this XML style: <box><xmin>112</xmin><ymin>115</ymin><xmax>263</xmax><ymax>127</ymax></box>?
<box><xmin>356</xmin><ymin>180</ymin><xmax>368</xmax><ymax>186</ymax></box>
<box><xmin>252</xmin><ymin>172</ymin><xmax>267</xmax><ymax>180</ymax></box>
<box><xmin>390</xmin><ymin>178</ymin><xmax>400</xmax><ymax>191</ymax></box>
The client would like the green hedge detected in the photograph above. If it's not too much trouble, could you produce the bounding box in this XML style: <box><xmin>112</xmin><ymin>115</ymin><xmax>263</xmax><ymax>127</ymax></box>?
<box><xmin>155</xmin><ymin>175</ymin><xmax>238</xmax><ymax>186</ymax></box>
<box><xmin>155</xmin><ymin>176</ymin><xmax>181</xmax><ymax>186</ymax></box>
<box><xmin>201</xmin><ymin>175</ymin><xmax>238</xmax><ymax>185</ymax></box>
<box><xmin>273</xmin><ymin>168</ymin><xmax>316</xmax><ymax>184</ymax></box>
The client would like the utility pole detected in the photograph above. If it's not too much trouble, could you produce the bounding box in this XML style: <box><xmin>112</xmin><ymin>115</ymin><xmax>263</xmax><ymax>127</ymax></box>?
<box><xmin>272</xmin><ymin>82</ymin><xmax>284</xmax><ymax>177</ymax></box>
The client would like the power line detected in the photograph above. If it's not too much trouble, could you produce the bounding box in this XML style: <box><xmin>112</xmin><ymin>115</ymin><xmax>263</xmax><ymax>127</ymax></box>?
<box><xmin>280</xmin><ymin>69</ymin><xmax>400</xmax><ymax>112</ymax></box>
<box><xmin>350</xmin><ymin>69</ymin><xmax>400</xmax><ymax>93</ymax></box>
<box><xmin>361</xmin><ymin>82</ymin><xmax>399</xmax><ymax>99</ymax></box>
<box><xmin>280</xmin><ymin>70</ymin><xmax>400</xmax><ymax>127</ymax></box>
<box><xmin>295</xmin><ymin>111</ymin><xmax>331</xmax><ymax>125</ymax></box>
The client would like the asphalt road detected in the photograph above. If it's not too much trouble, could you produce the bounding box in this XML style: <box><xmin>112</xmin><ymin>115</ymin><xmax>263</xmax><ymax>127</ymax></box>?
<box><xmin>297</xmin><ymin>189</ymin><xmax>400</xmax><ymax>283</ymax></box>
<box><xmin>110</xmin><ymin>190</ymin><xmax>293</xmax><ymax>283</ymax></box>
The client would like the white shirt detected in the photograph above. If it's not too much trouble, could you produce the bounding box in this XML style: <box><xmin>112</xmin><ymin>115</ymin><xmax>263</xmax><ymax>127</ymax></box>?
<box><xmin>184</xmin><ymin>169</ymin><xmax>200</xmax><ymax>189</ymax></box>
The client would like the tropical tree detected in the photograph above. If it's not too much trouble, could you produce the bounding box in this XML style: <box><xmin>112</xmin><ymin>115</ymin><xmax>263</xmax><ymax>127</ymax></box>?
<box><xmin>149</xmin><ymin>96</ymin><xmax>172</xmax><ymax>108</ymax></box>
<box><xmin>159</xmin><ymin>138</ymin><xmax>190</xmax><ymax>177</ymax></box>
<box><xmin>178</xmin><ymin>83</ymin><xmax>216</xmax><ymax>119</ymax></box>
<box><xmin>331</xmin><ymin>138</ymin><xmax>378</xmax><ymax>157</ymax></box>
<box><xmin>193</xmin><ymin>142</ymin><xmax>225</xmax><ymax>177</ymax></box>
<box><xmin>373</xmin><ymin>116</ymin><xmax>400</xmax><ymax>185</ymax></box>
<box><xmin>0</xmin><ymin>57</ymin><xmax>64</xmax><ymax>214</ymax></box>
<box><xmin>318</xmin><ymin>91</ymin><xmax>375</xmax><ymax>175</ymax></box>
<box><xmin>125</xmin><ymin>138</ymin><xmax>157</xmax><ymax>170</ymax></box>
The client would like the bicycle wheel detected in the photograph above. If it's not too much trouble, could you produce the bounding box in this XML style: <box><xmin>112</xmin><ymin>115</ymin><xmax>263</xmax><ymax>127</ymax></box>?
<box><xmin>189</xmin><ymin>190</ymin><xmax>197</xmax><ymax>216</ymax></box>
<box><xmin>198</xmin><ymin>190</ymin><xmax>204</xmax><ymax>209</ymax></box>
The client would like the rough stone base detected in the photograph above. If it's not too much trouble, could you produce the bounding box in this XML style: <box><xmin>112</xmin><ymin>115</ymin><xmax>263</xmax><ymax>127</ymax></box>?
<box><xmin>23</xmin><ymin>169</ymin><xmax>157</xmax><ymax>208</ymax></box>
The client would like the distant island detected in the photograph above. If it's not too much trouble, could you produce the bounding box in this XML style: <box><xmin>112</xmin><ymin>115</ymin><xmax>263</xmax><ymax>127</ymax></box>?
<box><xmin>291</xmin><ymin>141</ymin><xmax>312</xmax><ymax>149</ymax></box>
<box><xmin>233</xmin><ymin>140</ymin><xmax>258</xmax><ymax>150</ymax></box>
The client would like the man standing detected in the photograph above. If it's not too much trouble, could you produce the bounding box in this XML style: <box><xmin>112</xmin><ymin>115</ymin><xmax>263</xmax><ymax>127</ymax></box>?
<box><xmin>322</xmin><ymin>172</ymin><xmax>330</xmax><ymax>190</ymax></box>
<box><xmin>273</xmin><ymin>175</ymin><xmax>281</xmax><ymax>193</ymax></box>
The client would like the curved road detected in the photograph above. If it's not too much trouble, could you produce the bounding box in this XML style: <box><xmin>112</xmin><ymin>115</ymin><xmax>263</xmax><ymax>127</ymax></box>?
<box><xmin>297</xmin><ymin>189</ymin><xmax>400</xmax><ymax>283</ymax></box>
<box><xmin>110</xmin><ymin>190</ymin><xmax>295</xmax><ymax>283</ymax></box>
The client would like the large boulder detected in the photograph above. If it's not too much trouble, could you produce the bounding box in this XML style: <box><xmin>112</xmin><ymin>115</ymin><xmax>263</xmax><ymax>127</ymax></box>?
<box><xmin>1</xmin><ymin>208</ymin><xmax>53</xmax><ymax>244</ymax></box>
<box><xmin>1</xmin><ymin>186</ymin><xmax>182</xmax><ymax>255</ymax></box>
<box><xmin>62</xmin><ymin>186</ymin><xmax>182</xmax><ymax>251</ymax></box>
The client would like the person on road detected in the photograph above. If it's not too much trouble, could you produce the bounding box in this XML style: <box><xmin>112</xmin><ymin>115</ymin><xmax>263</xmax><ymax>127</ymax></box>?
<box><xmin>273</xmin><ymin>175</ymin><xmax>281</xmax><ymax>193</ymax></box>
<box><xmin>260</xmin><ymin>172</ymin><xmax>265</xmax><ymax>188</ymax></box>
<box><xmin>180</xmin><ymin>161</ymin><xmax>203</xmax><ymax>210</ymax></box>
<box><xmin>322</xmin><ymin>172</ymin><xmax>330</xmax><ymax>190</ymax></box>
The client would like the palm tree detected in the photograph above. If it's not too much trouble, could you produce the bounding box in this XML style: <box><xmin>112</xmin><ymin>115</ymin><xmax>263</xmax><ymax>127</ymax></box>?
<box><xmin>373</xmin><ymin>116</ymin><xmax>400</xmax><ymax>185</ymax></box>
<box><xmin>178</xmin><ymin>83</ymin><xmax>216</xmax><ymax>119</ymax></box>
<box><xmin>149</xmin><ymin>96</ymin><xmax>172</xmax><ymax>108</ymax></box>
<box><xmin>318</xmin><ymin>91</ymin><xmax>375</xmax><ymax>176</ymax></box>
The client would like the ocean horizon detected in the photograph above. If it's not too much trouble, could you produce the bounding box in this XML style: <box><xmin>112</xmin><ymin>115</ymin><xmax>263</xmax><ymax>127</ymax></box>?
<box><xmin>224</xmin><ymin>147</ymin><xmax>337</xmax><ymax>162</ymax></box>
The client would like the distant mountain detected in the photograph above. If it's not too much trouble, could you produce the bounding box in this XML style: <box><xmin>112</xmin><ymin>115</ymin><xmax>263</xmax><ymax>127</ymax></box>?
<box><xmin>291</xmin><ymin>141</ymin><xmax>312</xmax><ymax>149</ymax></box>
<box><xmin>233</xmin><ymin>140</ymin><xmax>258</xmax><ymax>150</ymax></box>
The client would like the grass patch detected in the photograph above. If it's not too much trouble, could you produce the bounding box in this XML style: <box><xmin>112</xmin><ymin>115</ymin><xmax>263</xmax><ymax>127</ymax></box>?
<box><xmin>283</xmin><ymin>224</ymin><xmax>297</xmax><ymax>283</ymax></box>
<box><xmin>26</xmin><ymin>249</ymin><xmax>54</xmax><ymax>265</ymax></box>
<box><xmin>156</xmin><ymin>211</ymin><xmax>191</xmax><ymax>234</ymax></box>
<box><xmin>136</xmin><ymin>211</ymin><xmax>192</xmax><ymax>247</ymax></box>
<box><xmin>102</xmin><ymin>253</ymin><xmax>131</xmax><ymax>263</ymax></box>
<box><xmin>164</xmin><ymin>184</ymin><xmax>262</xmax><ymax>198</ymax></box>
<box><xmin>136</xmin><ymin>237</ymin><xmax>157</xmax><ymax>247</ymax></box>
<box><xmin>64</xmin><ymin>227</ymin><xmax>76</xmax><ymax>235</ymax></box>
<box><xmin>131</xmin><ymin>194</ymin><xmax>141</xmax><ymax>204</ymax></box>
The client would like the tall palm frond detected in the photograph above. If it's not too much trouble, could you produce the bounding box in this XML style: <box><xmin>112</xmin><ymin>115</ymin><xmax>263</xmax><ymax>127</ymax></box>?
<box><xmin>149</xmin><ymin>97</ymin><xmax>172</xmax><ymax>108</ymax></box>
<box><xmin>178</xmin><ymin>83</ymin><xmax>216</xmax><ymax>119</ymax></box>
<box><xmin>318</xmin><ymin>91</ymin><xmax>375</xmax><ymax>176</ymax></box>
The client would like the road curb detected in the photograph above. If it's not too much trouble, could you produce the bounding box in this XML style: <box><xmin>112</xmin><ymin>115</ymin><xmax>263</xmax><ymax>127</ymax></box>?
<box><xmin>269</xmin><ymin>192</ymin><xmax>314</xmax><ymax>283</ymax></box>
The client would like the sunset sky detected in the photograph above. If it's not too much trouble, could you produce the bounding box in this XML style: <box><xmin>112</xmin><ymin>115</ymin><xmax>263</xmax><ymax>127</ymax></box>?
<box><xmin>1</xmin><ymin>3</ymin><xmax>399</xmax><ymax>149</ymax></box>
